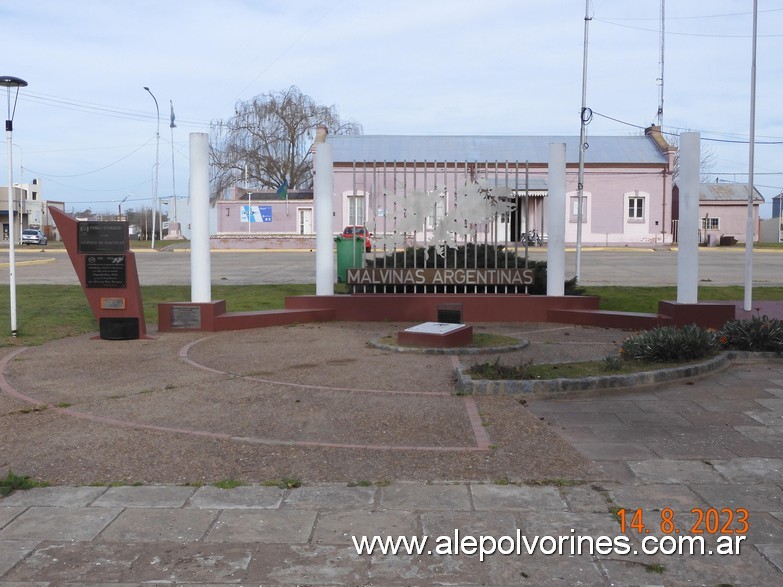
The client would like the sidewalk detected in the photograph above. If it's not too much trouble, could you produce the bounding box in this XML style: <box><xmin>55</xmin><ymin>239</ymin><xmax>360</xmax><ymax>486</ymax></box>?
<box><xmin>1</xmin><ymin>327</ymin><xmax>782</xmax><ymax>584</ymax></box>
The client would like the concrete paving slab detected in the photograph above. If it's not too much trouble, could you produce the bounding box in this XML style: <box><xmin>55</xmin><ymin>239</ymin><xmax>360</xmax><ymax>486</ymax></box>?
<box><xmin>1</xmin><ymin>541</ymin><xmax>142</xmax><ymax>583</ymax></box>
<box><xmin>733</xmin><ymin>512</ymin><xmax>783</xmax><ymax>544</ymax></box>
<box><xmin>365</xmin><ymin>550</ymin><xmax>492</xmax><ymax>586</ymax></box>
<box><xmin>0</xmin><ymin>486</ymin><xmax>106</xmax><ymax>508</ymax></box>
<box><xmin>98</xmin><ymin>508</ymin><xmax>218</xmax><ymax>541</ymax></box>
<box><xmin>757</xmin><ymin>398</ymin><xmax>783</xmax><ymax>410</ymax></box>
<box><xmin>90</xmin><ymin>485</ymin><xmax>195</xmax><ymax>508</ymax></box>
<box><xmin>608</xmin><ymin>484</ymin><xmax>709</xmax><ymax>512</ymax></box>
<box><xmin>246</xmin><ymin>544</ymin><xmax>367</xmax><ymax>585</ymax></box>
<box><xmin>593</xmin><ymin>462</ymin><xmax>638</xmax><ymax>485</ymax></box>
<box><xmin>129</xmin><ymin>542</ymin><xmax>257</xmax><ymax>584</ymax></box>
<box><xmin>758</xmin><ymin>543</ymin><xmax>783</xmax><ymax>573</ymax></box>
<box><xmin>719</xmin><ymin>437</ymin><xmax>783</xmax><ymax>458</ymax></box>
<box><xmin>419</xmin><ymin>511</ymin><xmax>517</xmax><ymax>538</ymax></box>
<box><xmin>571</xmin><ymin>424</ymin><xmax>672</xmax><ymax>443</ymax></box>
<box><xmin>745</xmin><ymin>410</ymin><xmax>783</xmax><ymax>425</ymax></box>
<box><xmin>489</xmin><ymin>553</ymin><xmax>606</xmax><ymax>587</ymax></box>
<box><xmin>311</xmin><ymin>510</ymin><xmax>417</xmax><ymax>545</ymax></box>
<box><xmin>189</xmin><ymin>486</ymin><xmax>284</xmax><ymax>509</ymax></box>
<box><xmin>614</xmin><ymin>410</ymin><xmax>694</xmax><ymax>427</ymax></box>
<box><xmin>560</xmin><ymin>485</ymin><xmax>612</xmax><ymax>513</ymax></box>
<box><xmin>380</xmin><ymin>483</ymin><xmax>470</xmax><ymax>511</ymax></box>
<box><xmin>0</xmin><ymin>507</ymin><xmax>120</xmax><ymax>541</ymax></box>
<box><xmin>647</xmin><ymin>437</ymin><xmax>739</xmax><ymax>460</ymax></box>
<box><xmin>712</xmin><ymin>457</ymin><xmax>783</xmax><ymax>482</ymax></box>
<box><xmin>627</xmin><ymin>459</ymin><xmax>724</xmax><ymax>484</ymax></box>
<box><xmin>691</xmin><ymin>482</ymin><xmax>783</xmax><ymax>512</ymax></box>
<box><xmin>282</xmin><ymin>485</ymin><xmax>375</xmax><ymax>510</ymax></box>
<box><xmin>735</xmin><ymin>424</ymin><xmax>783</xmax><ymax>442</ymax></box>
<box><xmin>636</xmin><ymin>547</ymin><xmax>783</xmax><ymax>586</ymax></box>
<box><xmin>693</xmin><ymin>397</ymin><xmax>771</xmax><ymax>412</ymax></box>
<box><xmin>572</xmin><ymin>441</ymin><xmax>657</xmax><ymax>460</ymax></box>
<box><xmin>516</xmin><ymin>511</ymin><xmax>621</xmax><ymax>537</ymax></box>
<box><xmin>470</xmin><ymin>485</ymin><xmax>566</xmax><ymax>511</ymax></box>
<box><xmin>0</xmin><ymin>508</ymin><xmax>25</xmax><ymax>529</ymax></box>
<box><xmin>631</xmin><ymin>399</ymin><xmax>707</xmax><ymax>414</ymax></box>
<box><xmin>206</xmin><ymin>510</ymin><xmax>317</xmax><ymax>544</ymax></box>
<box><xmin>680</xmin><ymin>410</ymin><xmax>761</xmax><ymax>427</ymax></box>
<box><xmin>0</xmin><ymin>540</ymin><xmax>38</xmax><ymax>577</ymax></box>
<box><xmin>766</xmin><ymin>387</ymin><xmax>783</xmax><ymax>398</ymax></box>
<box><xmin>547</xmin><ymin>412</ymin><xmax>626</xmax><ymax>427</ymax></box>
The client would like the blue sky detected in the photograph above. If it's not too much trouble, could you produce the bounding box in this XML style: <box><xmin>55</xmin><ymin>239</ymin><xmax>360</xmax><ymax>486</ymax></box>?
<box><xmin>3</xmin><ymin>0</ymin><xmax>782</xmax><ymax>216</ymax></box>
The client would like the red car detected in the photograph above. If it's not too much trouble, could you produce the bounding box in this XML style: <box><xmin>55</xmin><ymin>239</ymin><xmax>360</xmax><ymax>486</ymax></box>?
<box><xmin>341</xmin><ymin>226</ymin><xmax>372</xmax><ymax>251</ymax></box>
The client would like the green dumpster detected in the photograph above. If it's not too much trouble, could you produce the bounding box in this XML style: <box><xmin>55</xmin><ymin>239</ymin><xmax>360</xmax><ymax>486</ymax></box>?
<box><xmin>334</xmin><ymin>236</ymin><xmax>365</xmax><ymax>283</ymax></box>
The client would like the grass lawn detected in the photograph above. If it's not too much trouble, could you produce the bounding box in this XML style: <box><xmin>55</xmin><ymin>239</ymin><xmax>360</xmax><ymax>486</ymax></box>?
<box><xmin>0</xmin><ymin>284</ymin><xmax>315</xmax><ymax>347</ymax></box>
<box><xmin>0</xmin><ymin>283</ymin><xmax>779</xmax><ymax>347</ymax></box>
<box><xmin>583</xmin><ymin>285</ymin><xmax>783</xmax><ymax>314</ymax></box>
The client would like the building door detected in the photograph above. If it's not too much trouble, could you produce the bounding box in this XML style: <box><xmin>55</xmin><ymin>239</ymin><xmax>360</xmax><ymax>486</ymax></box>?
<box><xmin>299</xmin><ymin>208</ymin><xmax>313</xmax><ymax>234</ymax></box>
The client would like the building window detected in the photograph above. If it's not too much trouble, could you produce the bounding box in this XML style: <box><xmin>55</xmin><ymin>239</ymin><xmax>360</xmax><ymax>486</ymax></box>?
<box><xmin>702</xmin><ymin>217</ymin><xmax>720</xmax><ymax>230</ymax></box>
<box><xmin>425</xmin><ymin>196</ymin><xmax>446</xmax><ymax>230</ymax></box>
<box><xmin>628</xmin><ymin>197</ymin><xmax>644</xmax><ymax>220</ymax></box>
<box><xmin>625</xmin><ymin>191</ymin><xmax>648</xmax><ymax>223</ymax></box>
<box><xmin>568</xmin><ymin>193</ymin><xmax>588</xmax><ymax>223</ymax></box>
<box><xmin>347</xmin><ymin>195</ymin><xmax>366</xmax><ymax>226</ymax></box>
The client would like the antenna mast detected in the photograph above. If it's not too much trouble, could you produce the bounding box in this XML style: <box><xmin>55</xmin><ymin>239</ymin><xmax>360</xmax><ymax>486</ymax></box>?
<box><xmin>657</xmin><ymin>0</ymin><xmax>665</xmax><ymax>127</ymax></box>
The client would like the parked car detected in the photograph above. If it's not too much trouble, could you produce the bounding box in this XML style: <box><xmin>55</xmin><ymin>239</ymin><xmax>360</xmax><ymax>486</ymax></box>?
<box><xmin>21</xmin><ymin>229</ymin><xmax>48</xmax><ymax>246</ymax></box>
<box><xmin>341</xmin><ymin>225</ymin><xmax>372</xmax><ymax>251</ymax></box>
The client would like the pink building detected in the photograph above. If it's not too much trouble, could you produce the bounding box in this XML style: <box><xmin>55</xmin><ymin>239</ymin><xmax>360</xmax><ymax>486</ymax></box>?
<box><xmin>672</xmin><ymin>182</ymin><xmax>764</xmax><ymax>245</ymax></box>
<box><xmin>323</xmin><ymin>126</ymin><xmax>675</xmax><ymax>248</ymax></box>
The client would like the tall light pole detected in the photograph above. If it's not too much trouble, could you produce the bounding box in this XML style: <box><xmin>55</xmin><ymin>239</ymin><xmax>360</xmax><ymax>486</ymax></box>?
<box><xmin>170</xmin><ymin>100</ymin><xmax>177</xmax><ymax>228</ymax></box>
<box><xmin>144</xmin><ymin>86</ymin><xmax>160</xmax><ymax>248</ymax></box>
<box><xmin>2</xmin><ymin>75</ymin><xmax>27</xmax><ymax>338</ymax></box>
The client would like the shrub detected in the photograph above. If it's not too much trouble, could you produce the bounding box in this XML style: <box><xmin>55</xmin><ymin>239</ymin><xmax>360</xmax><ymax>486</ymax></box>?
<box><xmin>620</xmin><ymin>325</ymin><xmax>719</xmax><ymax>363</ymax></box>
<box><xmin>720</xmin><ymin>316</ymin><xmax>783</xmax><ymax>353</ymax></box>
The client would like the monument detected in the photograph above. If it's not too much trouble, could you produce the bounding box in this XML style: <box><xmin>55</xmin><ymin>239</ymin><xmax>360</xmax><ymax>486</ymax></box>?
<box><xmin>49</xmin><ymin>207</ymin><xmax>147</xmax><ymax>340</ymax></box>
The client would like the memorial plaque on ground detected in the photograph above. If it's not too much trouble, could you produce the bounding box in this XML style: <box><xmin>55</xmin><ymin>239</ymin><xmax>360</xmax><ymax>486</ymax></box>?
<box><xmin>77</xmin><ymin>221</ymin><xmax>128</xmax><ymax>254</ymax></box>
<box><xmin>404</xmin><ymin>322</ymin><xmax>466</xmax><ymax>335</ymax></box>
<box><xmin>85</xmin><ymin>255</ymin><xmax>127</xmax><ymax>288</ymax></box>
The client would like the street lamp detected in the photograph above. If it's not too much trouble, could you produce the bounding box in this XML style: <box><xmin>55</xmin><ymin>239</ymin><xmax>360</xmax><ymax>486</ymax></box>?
<box><xmin>143</xmin><ymin>86</ymin><xmax>160</xmax><ymax>249</ymax></box>
<box><xmin>1</xmin><ymin>75</ymin><xmax>27</xmax><ymax>337</ymax></box>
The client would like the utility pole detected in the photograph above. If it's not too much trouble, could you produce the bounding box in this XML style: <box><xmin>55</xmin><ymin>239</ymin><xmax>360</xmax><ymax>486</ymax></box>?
<box><xmin>575</xmin><ymin>0</ymin><xmax>591</xmax><ymax>281</ymax></box>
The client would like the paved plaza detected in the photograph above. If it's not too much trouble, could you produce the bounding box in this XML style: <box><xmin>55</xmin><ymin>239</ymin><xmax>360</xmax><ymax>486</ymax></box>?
<box><xmin>0</xmin><ymin>320</ymin><xmax>782</xmax><ymax>584</ymax></box>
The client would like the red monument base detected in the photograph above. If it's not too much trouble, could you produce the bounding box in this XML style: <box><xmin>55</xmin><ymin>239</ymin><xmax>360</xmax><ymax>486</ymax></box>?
<box><xmin>397</xmin><ymin>322</ymin><xmax>474</xmax><ymax>348</ymax></box>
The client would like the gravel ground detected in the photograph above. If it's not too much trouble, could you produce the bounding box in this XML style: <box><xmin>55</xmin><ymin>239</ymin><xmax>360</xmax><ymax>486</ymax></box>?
<box><xmin>0</xmin><ymin>322</ymin><xmax>624</xmax><ymax>486</ymax></box>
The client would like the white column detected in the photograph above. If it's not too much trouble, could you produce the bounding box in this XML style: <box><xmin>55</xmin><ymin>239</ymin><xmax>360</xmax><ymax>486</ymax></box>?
<box><xmin>189</xmin><ymin>132</ymin><xmax>211</xmax><ymax>303</ymax></box>
<box><xmin>677</xmin><ymin>132</ymin><xmax>700</xmax><ymax>304</ymax></box>
<box><xmin>547</xmin><ymin>143</ymin><xmax>566</xmax><ymax>296</ymax></box>
<box><xmin>315</xmin><ymin>142</ymin><xmax>334</xmax><ymax>295</ymax></box>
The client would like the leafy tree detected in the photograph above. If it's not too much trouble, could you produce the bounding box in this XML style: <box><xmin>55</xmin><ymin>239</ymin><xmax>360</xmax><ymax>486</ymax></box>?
<box><xmin>209</xmin><ymin>86</ymin><xmax>361</xmax><ymax>201</ymax></box>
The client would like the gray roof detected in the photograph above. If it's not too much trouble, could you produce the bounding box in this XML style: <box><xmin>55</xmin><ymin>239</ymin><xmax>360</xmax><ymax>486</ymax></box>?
<box><xmin>699</xmin><ymin>183</ymin><xmax>764</xmax><ymax>203</ymax></box>
<box><xmin>327</xmin><ymin>134</ymin><xmax>668</xmax><ymax>166</ymax></box>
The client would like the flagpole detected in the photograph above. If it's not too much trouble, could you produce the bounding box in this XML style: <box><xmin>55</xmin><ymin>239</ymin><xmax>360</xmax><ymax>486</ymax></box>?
<box><xmin>743</xmin><ymin>0</ymin><xmax>758</xmax><ymax>312</ymax></box>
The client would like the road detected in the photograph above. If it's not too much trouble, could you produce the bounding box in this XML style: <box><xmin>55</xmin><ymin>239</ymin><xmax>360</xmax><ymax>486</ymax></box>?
<box><xmin>0</xmin><ymin>247</ymin><xmax>781</xmax><ymax>287</ymax></box>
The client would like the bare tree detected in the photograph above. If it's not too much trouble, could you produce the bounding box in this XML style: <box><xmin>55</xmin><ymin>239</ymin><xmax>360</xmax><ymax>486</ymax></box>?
<box><xmin>209</xmin><ymin>86</ymin><xmax>362</xmax><ymax>201</ymax></box>
<box><xmin>667</xmin><ymin>131</ymin><xmax>717</xmax><ymax>182</ymax></box>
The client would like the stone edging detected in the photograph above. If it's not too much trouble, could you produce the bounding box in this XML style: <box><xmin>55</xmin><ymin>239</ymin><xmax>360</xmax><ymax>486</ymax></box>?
<box><xmin>369</xmin><ymin>338</ymin><xmax>529</xmax><ymax>356</ymax></box>
<box><xmin>454</xmin><ymin>351</ymin><xmax>782</xmax><ymax>397</ymax></box>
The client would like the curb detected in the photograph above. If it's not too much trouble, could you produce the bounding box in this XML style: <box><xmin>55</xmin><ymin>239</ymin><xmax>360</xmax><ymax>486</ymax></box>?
<box><xmin>454</xmin><ymin>351</ymin><xmax>782</xmax><ymax>397</ymax></box>
<box><xmin>369</xmin><ymin>338</ymin><xmax>529</xmax><ymax>355</ymax></box>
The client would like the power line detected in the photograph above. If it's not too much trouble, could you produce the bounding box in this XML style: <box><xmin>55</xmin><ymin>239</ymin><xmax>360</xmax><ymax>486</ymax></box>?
<box><xmin>591</xmin><ymin>111</ymin><xmax>783</xmax><ymax>144</ymax></box>
<box><xmin>20</xmin><ymin>90</ymin><xmax>209</xmax><ymax>127</ymax></box>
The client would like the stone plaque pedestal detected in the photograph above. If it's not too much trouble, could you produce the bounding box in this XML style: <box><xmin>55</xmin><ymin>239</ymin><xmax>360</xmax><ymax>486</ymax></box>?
<box><xmin>397</xmin><ymin>322</ymin><xmax>473</xmax><ymax>348</ymax></box>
